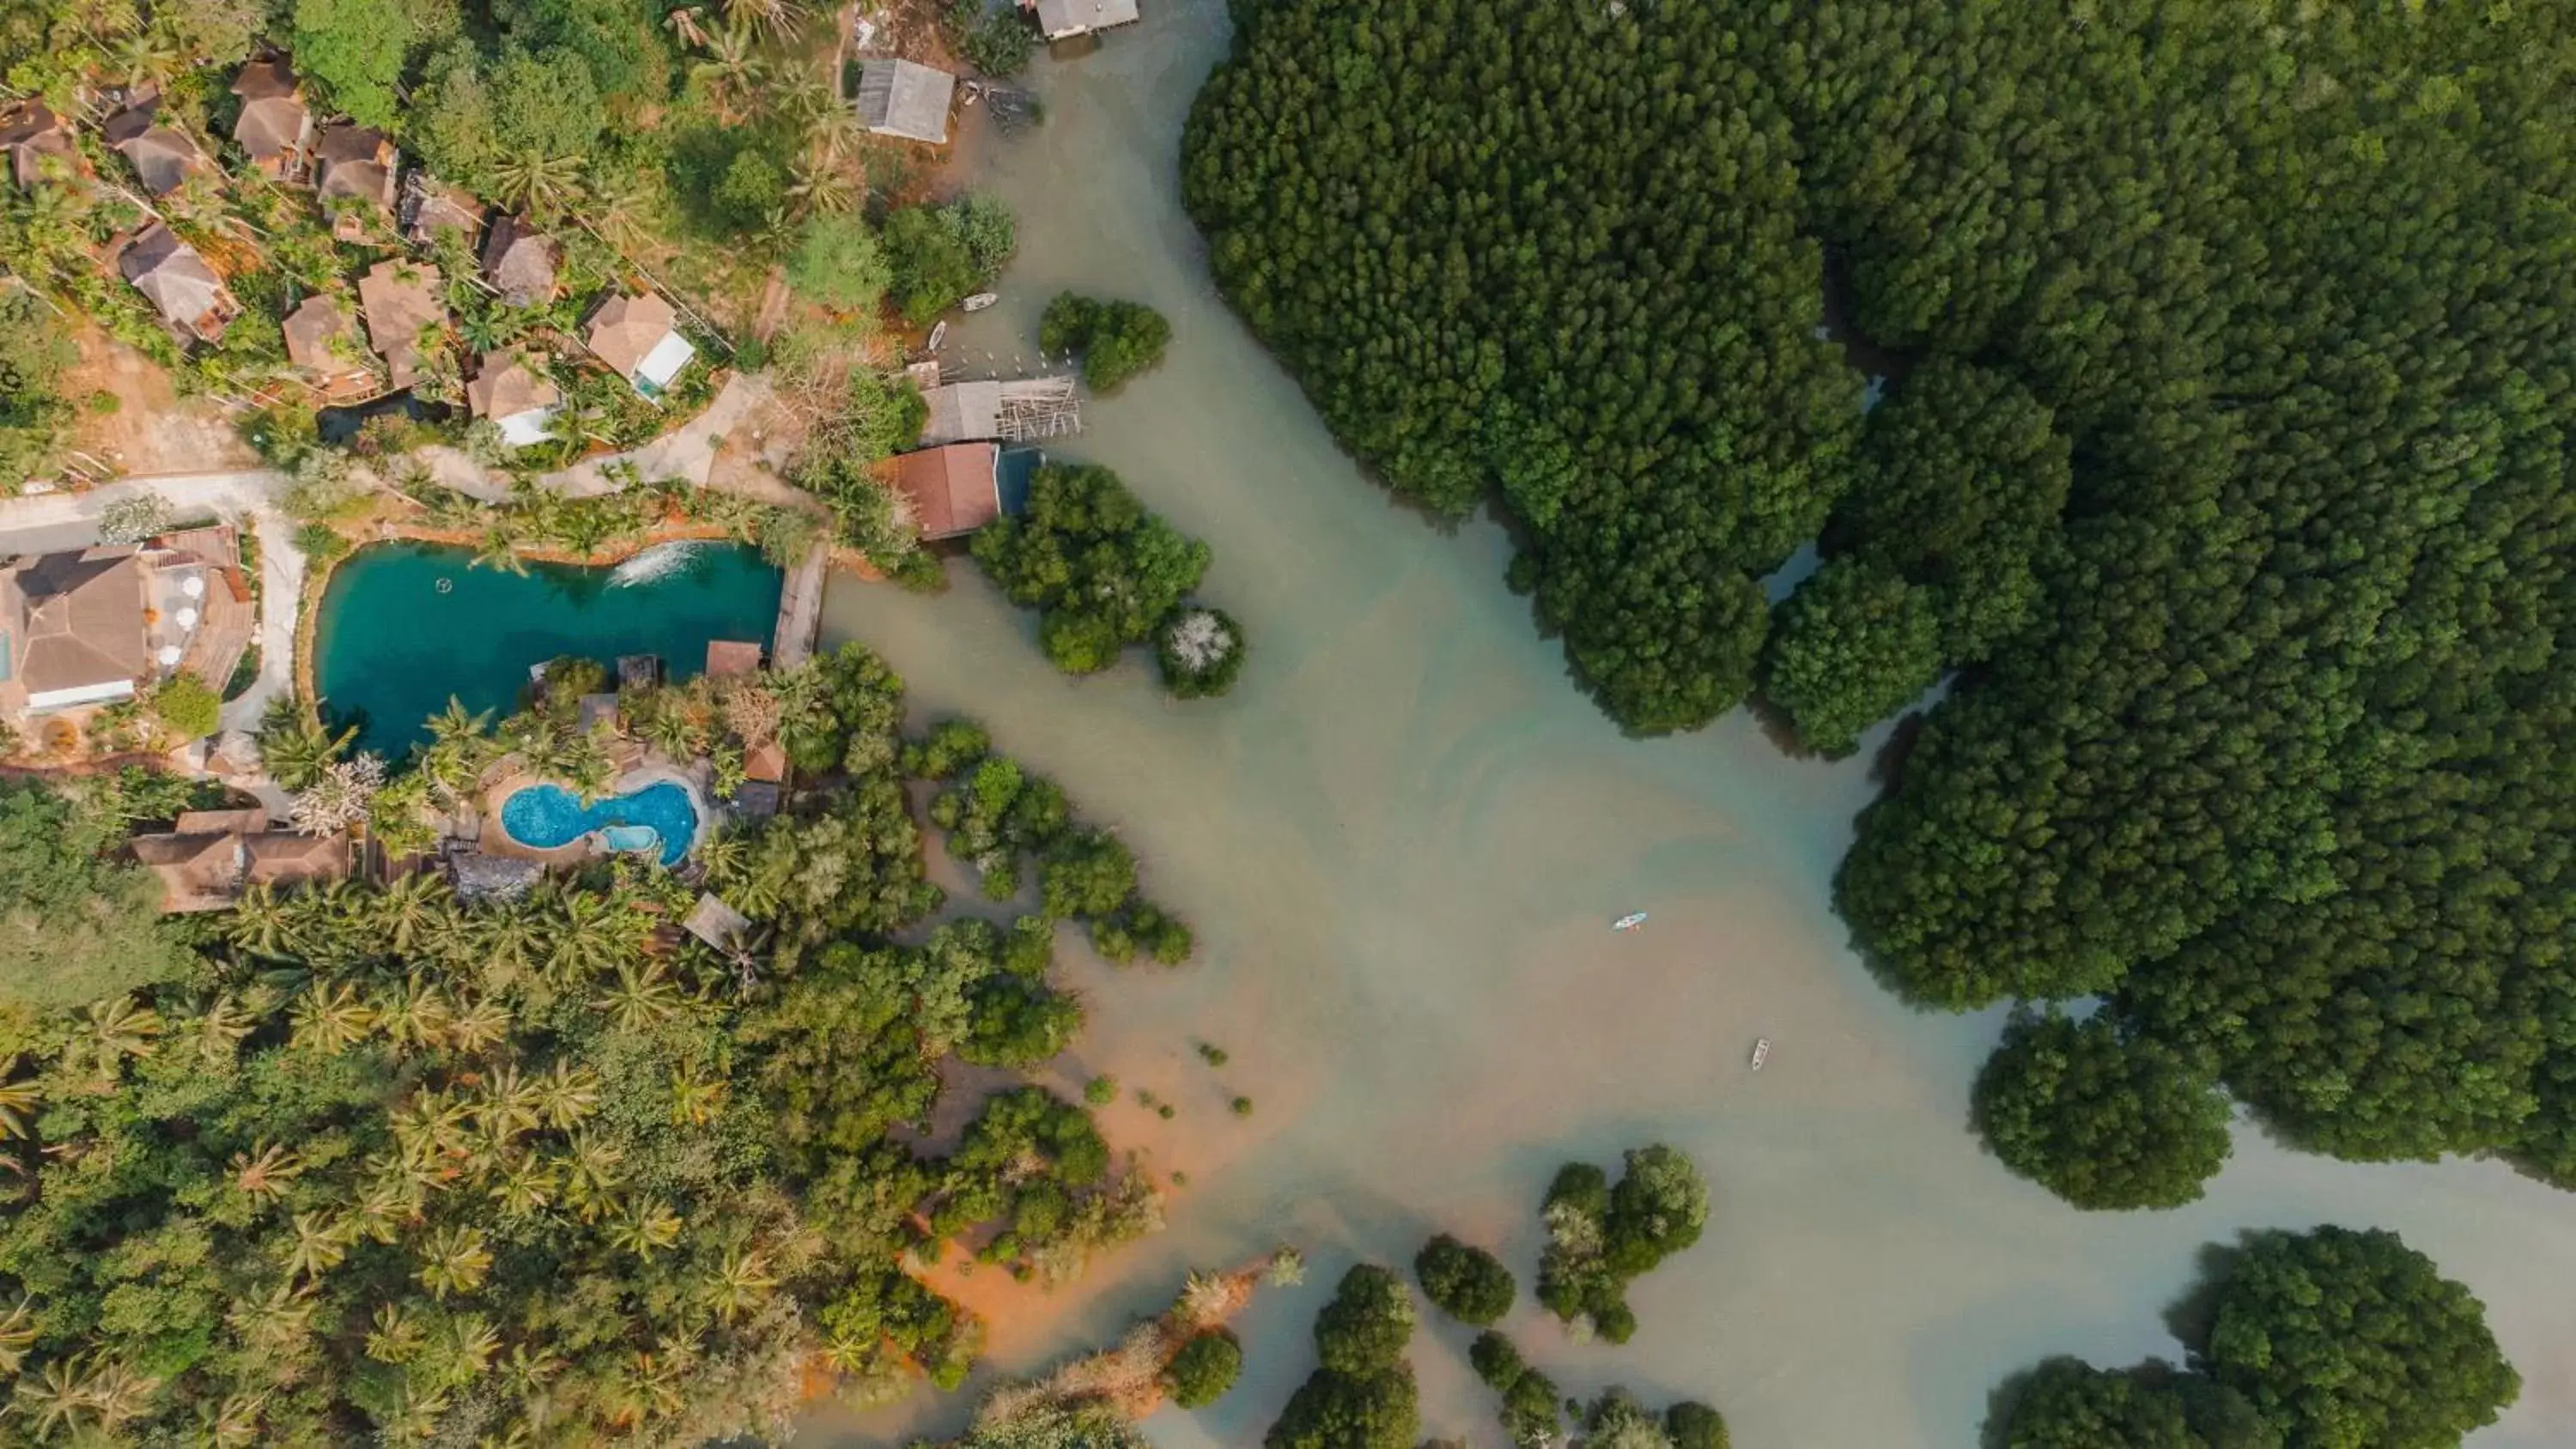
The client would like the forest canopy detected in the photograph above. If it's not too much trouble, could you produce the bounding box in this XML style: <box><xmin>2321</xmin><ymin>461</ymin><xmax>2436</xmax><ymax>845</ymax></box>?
<box><xmin>1186</xmin><ymin>0</ymin><xmax>2576</xmax><ymax>1191</ymax></box>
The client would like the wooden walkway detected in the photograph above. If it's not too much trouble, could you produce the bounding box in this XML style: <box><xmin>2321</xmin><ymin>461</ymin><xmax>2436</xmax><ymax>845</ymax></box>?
<box><xmin>770</xmin><ymin>541</ymin><xmax>830</xmax><ymax>670</ymax></box>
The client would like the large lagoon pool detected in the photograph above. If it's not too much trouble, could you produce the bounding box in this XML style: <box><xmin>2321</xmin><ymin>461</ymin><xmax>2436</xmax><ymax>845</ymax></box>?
<box><xmin>498</xmin><ymin>782</ymin><xmax>698</xmax><ymax>867</ymax></box>
<box><xmin>313</xmin><ymin>541</ymin><xmax>781</xmax><ymax>756</ymax></box>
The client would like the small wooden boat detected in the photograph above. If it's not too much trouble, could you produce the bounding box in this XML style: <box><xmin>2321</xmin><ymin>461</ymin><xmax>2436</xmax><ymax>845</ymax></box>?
<box><xmin>1749</xmin><ymin>1038</ymin><xmax>1771</xmax><ymax>1070</ymax></box>
<box><xmin>962</xmin><ymin>292</ymin><xmax>999</xmax><ymax>312</ymax></box>
<box><xmin>926</xmin><ymin>320</ymin><xmax>949</xmax><ymax>353</ymax></box>
<box><xmin>1612</xmin><ymin>912</ymin><xmax>1648</xmax><ymax>932</ymax></box>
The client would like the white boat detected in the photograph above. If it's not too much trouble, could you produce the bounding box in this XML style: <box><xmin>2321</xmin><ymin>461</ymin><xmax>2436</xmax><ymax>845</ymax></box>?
<box><xmin>926</xmin><ymin>320</ymin><xmax>950</xmax><ymax>352</ymax></box>
<box><xmin>1612</xmin><ymin>912</ymin><xmax>1648</xmax><ymax>931</ymax></box>
<box><xmin>961</xmin><ymin>292</ymin><xmax>999</xmax><ymax>312</ymax></box>
<box><xmin>1749</xmin><ymin>1038</ymin><xmax>1771</xmax><ymax>1070</ymax></box>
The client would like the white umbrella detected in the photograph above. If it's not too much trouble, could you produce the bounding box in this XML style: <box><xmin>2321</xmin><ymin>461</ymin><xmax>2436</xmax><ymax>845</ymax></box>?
<box><xmin>180</xmin><ymin>575</ymin><xmax>205</xmax><ymax>598</ymax></box>
<box><xmin>175</xmin><ymin>606</ymin><xmax>199</xmax><ymax>629</ymax></box>
<box><xmin>156</xmin><ymin>646</ymin><xmax>182</xmax><ymax>667</ymax></box>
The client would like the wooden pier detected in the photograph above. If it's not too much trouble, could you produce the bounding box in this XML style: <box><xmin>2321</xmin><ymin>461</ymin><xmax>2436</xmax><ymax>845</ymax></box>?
<box><xmin>770</xmin><ymin>540</ymin><xmax>829</xmax><ymax>670</ymax></box>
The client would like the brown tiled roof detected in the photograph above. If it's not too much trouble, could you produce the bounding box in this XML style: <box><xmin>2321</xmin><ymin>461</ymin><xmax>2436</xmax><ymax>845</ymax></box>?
<box><xmin>885</xmin><ymin>443</ymin><xmax>1001</xmax><ymax>539</ymax></box>
<box><xmin>229</xmin><ymin>58</ymin><xmax>309</xmax><ymax>165</ymax></box>
<box><xmin>405</xmin><ymin>180</ymin><xmax>486</xmax><ymax>243</ymax></box>
<box><xmin>173</xmin><ymin>808</ymin><xmax>270</xmax><ymax>836</ymax></box>
<box><xmin>357</xmin><ymin>260</ymin><xmax>445</xmax><ymax>390</ymax></box>
<box><xmin>703</xmin><ymin>640</ymin><xmax>763</xmax><ymax>680</ymax></box>
<box><xmin>245</xmin><ymin>831</ymin><xmax>351</xmax><ymax>887</ymax></box>
<box><xmin>131</xmin><ymin>831</ymin><xmax>244</xmax><ymax>912</ymax></box>
<box><xmin>583</xmin><ymin>291</ymin><xmax>679</xmax><ymax>379</ymax></box>
<box><xmin>0</xmin><ymin>101</ymin><xmax>74</xmax><ymax>190</ymax></box>
<box><xmin>465</xmin><ymin>349</ymin><xmax>560</xmax><ymax>421</ymax></box>
<box><xmin>119</xmin><ymin>223</ymin><xmax>234</xmax><ymax>342</ymax></box>
<box><xmin>480</xmin><ymin>215</ymin><xmax>559</xmax><ymax>307</ymax></box>
<box><xmin>4</xmin><ymin>549</ymin><xmax>149</xmax><ymax>699</ymax></box>
<box><xmin>102</xmin><ymin>102</ymin><xmax>207</xmax><ymax>196</ymax></box>
<box><xmin>744</xmin><ymin>739</ymin><xmax>787</xmax><ymax>783</ymax></box>
<box><xmin>282</xmin><ymin>295</ymin><xmax>363</xmax><ymax>374</ymax></box>
<box><xmin>313</xmin><ymin>124</ymin><xmax>396</xmax><ymax>210</ymax></box>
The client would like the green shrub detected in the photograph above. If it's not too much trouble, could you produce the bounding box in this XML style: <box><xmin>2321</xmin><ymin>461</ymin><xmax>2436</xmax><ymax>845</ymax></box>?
<box><xmin>293</xmin><ymin>522</ymin><xmax>353</xmax><ymax>567</ymax></box>
<box><xmin>1164</xmin><ymin>1328</ymin><xmax>1243</xmax><ymax>1409</ymax></box>
<box><xmin>150</xmin><ymin>672</ymin><xmax>223</xmax><ymax>741</ymax></box>
<box><xmin>1315</xmin><ymin>1264</ymin><xmax>1414</xmax><ymax>1376</ymax></box>
<box><xmin>1156</xmin><ymin>606</ymin><xmax>1246</xmax><ymax>699</ymax></box>
<box><xmin>1414</xmin><ymin>1234</ymin><xmax>1516</xmax><ymax>1325</ymax></box>
<box><xmin>1041</xmin><ymin>291</ymin><xmax>1174</xmax><ymax>393</ymax></box>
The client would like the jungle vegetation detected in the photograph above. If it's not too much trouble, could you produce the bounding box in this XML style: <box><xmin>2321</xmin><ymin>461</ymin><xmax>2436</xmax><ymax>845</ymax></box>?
<box><xmin>1266</xmin><ymin>1264</ymin><xmax>1419</xmax><ymax>1449</ymax></box>
<box><xmin>1991</xmin><ymin>1227</ymin><xmax>2518</xmax><ymax>1449</ymax></box>
<box><xmin>0</xmin><ymin>643</ymin><xmax>1186</xmax><ymax>1444</ymax></box>
<box><xmin>1185</xmin><ymin>0</ymin><xmax>2576</xmax><ymax>1193</ymax></box>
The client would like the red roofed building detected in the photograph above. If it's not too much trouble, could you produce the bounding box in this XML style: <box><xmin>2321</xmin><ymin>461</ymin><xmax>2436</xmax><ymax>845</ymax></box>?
<box><xmin>884</xmin><ymin>443</ymin><xmax>1001</xmax><ymax>540</ymax></box>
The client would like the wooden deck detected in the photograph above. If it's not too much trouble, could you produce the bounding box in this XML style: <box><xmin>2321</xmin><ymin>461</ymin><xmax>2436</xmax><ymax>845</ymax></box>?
<box><xmin>770</xmin><ymin>541</ymin><xmax>829</xmax><ymax>670</ymax></box>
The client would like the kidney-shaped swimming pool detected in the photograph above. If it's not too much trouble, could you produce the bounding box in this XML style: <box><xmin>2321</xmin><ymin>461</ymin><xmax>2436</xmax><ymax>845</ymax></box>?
<box><xmin>498</xmin><ymin>782</ymin><xmax>699</xmax><ymax>867</ymax></box>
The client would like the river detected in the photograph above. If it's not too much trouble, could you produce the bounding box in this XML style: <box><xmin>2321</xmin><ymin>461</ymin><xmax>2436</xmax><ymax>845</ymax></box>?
<box><xmin>807</xmin><ymin>5</ymin><xmax>2576</xmax><ymax>1444</ymax></box>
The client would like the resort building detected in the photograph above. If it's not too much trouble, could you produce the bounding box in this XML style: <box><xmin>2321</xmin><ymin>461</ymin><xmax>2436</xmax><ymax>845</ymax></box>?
<box><xmin>884</xmin><ymin>442</ymin><xmax>1002</xmax><ymax>539</ymax></box>
<box><xmin>402</xmin><ymin>178</ymin><xmax>487</xmax><ymax>245</ymax></box>
<box><xmin>282</xmin><ymin>294</ymin><xmax>375</xmax><ymax>398</ymax></box>
<box><xmin>1028</xmin><ymin>0</ymin><xmax>1142</xmax><ymax>40</ymax></box>
<box><xmin>465</xmin><ymin>349</ymin><xmax>562</xmax><ymax>448</ymax></box>
<box><xmin>101</xmin><ymin>96</ymin><xmax>209</xmax><ymax>197</ymax></box>
<box><xmin>229</xmin><ymin>56</ymin><xmax>313</xmax><ymax>180</ymax></box>
<box><xmin>131</xmin><ymin>809</ymin><xmax>349</xmax><ymax>912</ymax></box>
<box><xmin>583</xmin><ymin>290</ymin><xmax>695</xmax><ymax>397</ymax></box>
<box><xmin>313</xmin><ymin>124</ymin><xmax>399</xmax><ymax>238</ymax></box>
<box><xmin>854</xmin><ymin>58</ymin><xmax>957</xmax><ymax>144</ymax></box>
<box><xmin>118</xmin><ymin>223</ymin><xmax>239</xmax><ymax>345</ymax></box>
<box><xmin>357</xmin><ymin>260</ymin><xmax>445</xmax><ymax>391</ymax></box>
<box><xmin>481</xmin><ymin>215</ymin><xmax>559</xmax><ymax>306</ymax></box>
<box><xmin>1</xmin><ymin>101</ymin><xmax>76</xmax><ymax>189</ymax></box>
<box><xmin>0</xmin><ymin>531</ymin><xmax>248</xmax><ymax>723</ymax></box>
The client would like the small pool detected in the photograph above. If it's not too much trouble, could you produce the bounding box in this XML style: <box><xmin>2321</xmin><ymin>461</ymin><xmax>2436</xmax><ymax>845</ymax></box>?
<box><xmin>499</xmin><ymin>782</ymin><xmax>699</xmax><ymax>867</ymax></box>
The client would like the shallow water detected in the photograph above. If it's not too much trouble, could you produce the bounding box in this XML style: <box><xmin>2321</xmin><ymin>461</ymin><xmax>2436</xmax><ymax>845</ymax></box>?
<box><xmin>810</xmin><ymin>6</ymin><xmax>2576</xmax><ymax>1444</ymax></box>
<box><xmin>313</xmin><ymin>542</ymin><xmax>780</xmax><ymax>755</ymax></box>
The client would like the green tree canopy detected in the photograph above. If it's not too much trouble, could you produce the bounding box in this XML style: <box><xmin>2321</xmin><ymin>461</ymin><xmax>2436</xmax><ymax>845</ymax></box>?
<box><xmin>970</xmin><ymin>463</ymin><xmax>1215</xmax><ymax>676</ymax></box>
<box><xmin>1973</xmin><ymin>1012</ymin><xmax>2234</xmax><ymax>1211</ymax></box>
<box><xmin>1414</xmin><ymin>1234</ymin><xmax>1516</xmax><ymax>1326</ymax></box>
<box><xmin>1164</xmin><ymin>1327</ymin><xmax>1243</xmax><ymax>1409</ymax></box>
<box><xmin>0</xmin><ymin>778</ymin><xmax>191</xmax><ymax>1016</ymax></box>
<box><xmin>1996</xmin><ymin>1360</ymin><xmax>2205</xmax><ymax>1449</ymax></box>
<box><xmin>1759</xmin><ymin>557</ymin><xmax>1943</xmax><ymax>757</ymax></box>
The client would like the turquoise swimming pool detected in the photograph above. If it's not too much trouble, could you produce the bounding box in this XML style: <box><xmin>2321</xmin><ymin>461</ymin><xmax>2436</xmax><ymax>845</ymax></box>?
<box><xmin>499</xmin><ymin>782</ymin><xmax>698</xmax><ymax>867</ymax></box>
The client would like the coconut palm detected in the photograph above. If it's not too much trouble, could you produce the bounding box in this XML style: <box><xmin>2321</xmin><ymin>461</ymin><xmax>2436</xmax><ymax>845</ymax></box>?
<box><xmin>230</xmin><ymin>1142</ymin><xmax>307</xmax><ymax>1200</ymax></box>
<box><xmin>607</xmin><ymin>1198</ymin><xmax>683</xmax><ymax>1260</ymax></box>
<box><xmin>393</xmin><ymin>1088</ymin><xmax>476</xmax><ymax>1165</ymax></box>
<box><xmin>491</xmin><ymin>149</ymin><xmax>586</xmax><ymax>224</ymax></box>
<box><xmin>474</xmin><ymin>1064</ymin><xmax>545</xmax><ymax>1142</ymax></box>
<box><xmin>416</xmin><ymin>1225</ymin><xmax>494</xmax><ymax>1299</ymax></box>
<box><xmin>700</xmin><ymin>1246</ymin><xmax>776</xmax><ymax>1324</ymax></box>
<box><xmin>556</xmin><ymin>1132</ymin><xmax>624</xmax><ymax>1221</ymax></box>
<box><xmin>197</xmin><ymin>1389</ymin><xmax>269</xmax><ymax>1449</ymax></box>
<box><xmin>491</xmin><ymin>1152</ymin><xmax>558</xmax><ymax>1216</ymax></box>
<box><xmin>227</xmin><ymin>882</ymin><xmax>296</xmax><ymax>957</ymax></box>
<box><xmin>13</xmin><ymin>1355</ymin><xmax>98</xmax><ymax>1438</ymax></box>
<box><xmin>351</xmin><ymin>1173</ymin><xmax>422</xmax><ymax>1244</ymax></box>
<box><xmin>282</xmin><ymin>1210</ymin><xmax>354</xmax><ymax>1281</ymax></box>
<box><xmin>537</xmin><ymin>1059</ymin><xmax>602</xmax><ymax>1129</ymax></box>
<box><xmin>0</xmin><ymin>1297</ymin><xmax>36</xmax><ymax>1375</ymax></box>
<box><xmin>690</xmin><ymin>27</ymin><xmax>765</xmax><ymax>120</ymax></box>
<box><xmin>288</xmin><ymin>982</ymin><xmax>377</xmax><ymax>1054</ymax></box>
<box><xmin>0</xmin><ymin>1079</ymin><xmax>38</xmax><ymax>1142</ymax></box>
<box><xmin>376</xmin><ymin>975</ymin><xmax>456</xmax><ymax>1053</ymax></box>
<box><xmin>719</xmin><ymin>0</ymin><xmax>805</xmax><ymax>42</ymax></box>
<box><xmin>663</xmin><ymin>4</ymin><xmax>713</xmax><ymax>48</ymax></box>
<box><xmin>227</xmin><ymin>1282</ymin><xmax>318</xmax><ymax>1355</ymax></box>
<box><xmin>472</xmin><ymin>524</ymin><xmax>531</xmax><ymax>576</ymax></box>
<box><xmin>373</xmin><ymin>872</ymin><xmax>455</xmax><ymax>955</ymax></box>
<box><xmin>187</xmin><ymin>991</ymin><xmax>259</xmax><ymax>1069</ymax></box>
<box><xmin>598</xmin><ymin>961</ymin><xmax>688</xmax><ymax>1033</ymax></box>
<box><xmin>365</xmin><ymin>1303</ymin><xmax>427</xmax><ymax>1365</ymax></box>
<box><xmin>665</xmin><ymin>1064</ymin><xmax>726</xmax><ymax>1126</ymax></box>
<box><xmin>76</xmin><ymin>997</ymin><xmax>163</xmax><ymax>1079</ymax></box>
<box><xmin>87</xmin><ymin>1358</ymin><xmax>163</xmax><ymax>1432</ymax></box>
<box><xmin>446</xmin><ymin>993</ymin><xmax>514</xmax><ymax>1055</ymax></box>
<box><xmin>257</xmin><ymin>709</ymin><xmax>352</xmax><ymax>791</ymax></box>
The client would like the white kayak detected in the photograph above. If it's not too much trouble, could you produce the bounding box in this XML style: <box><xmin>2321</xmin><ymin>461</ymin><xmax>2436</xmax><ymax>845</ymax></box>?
<box><xmin>1612</xmin><ymin>912</ymin><xmax>1648</xmax><ymax>931</ymax></box>
<box><xmin>961</xmin><ymin>292</ymin><xmax>999</xmax><ymax>312</ymax></box>
<box><xmin>926</xmin><ymin>320</ymin><xmax>949</xmax><ymax>353</ymax></box>
<box><xmin>1749</xmin><ymin>1038</ymin><xmax>1771</xmax><ymax>1070</ymax></box>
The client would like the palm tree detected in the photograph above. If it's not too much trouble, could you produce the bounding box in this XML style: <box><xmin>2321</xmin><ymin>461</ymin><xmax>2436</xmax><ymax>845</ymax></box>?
<box><xmin>607</xmin><ymin>1199</ymin><xmax>683</xmax><ymax>1260</ymax></box>
<box><xmin>472</xmin><ymin>524</ymin><xmax>532</xmax><ymax>576</ymax></box>
<box><xmin>719</xmin><ymin>0</ymin><xmax>805</xmax><ymax>43</ymax></box>
<box><xmin>75</xmin><ymin>997</ymin><xmax>163</xmax><ymax>1081</ymax></box>
<box><xmin>691</xmin><ymin>27</ymin><xmax>765</xmax><ymax>121</ymax></box>
<box><xmin>188</xmin><ymin>991</ymin><xmax>259</xmax><ymax>1070</ymax></box>
<box><xmin>556</xmin><ymin>1132</ymin><xmax>624</xmax><ymax>1221</ymax></box>
<box><xmin>282</xmin><ymin>1210</ymin><xmax>354</xmax><ymax>1281</ymax></box>
<box><xmin>443</xmin><ymin>1314</ymin><xmax>501</xmax><ymax>1375</ymax></box>
<box><xmin>376</xmin><ymin>975</ymin><xmax>456</xmax><ymax>1054</ymax></box>
<box><xmin>536</xmin><ymin>1059</ymin><xmax>602</xmax><ymax>1129</ymax></box>
<box><xmin>257</xmin><ymin>709</ymin><xmax>352</xmax><ymax>791</ymax></box>
<box><xmin>365</xmin><ymin>1304</ymin><xmax>427</xmax><ymax>1366</ymax></box>
<box><xmin>474</xmin><ymin>1064</ymin><xmax>544</xmax><ymax>1142</ymax></box>
<box><xmin>473</xmin><ymin>912</ymin><xmax>543</xmax><ymax>991</ymax></box>
<box><xmin>490</xmin><ymin>1152</ymin><xmax>558</xmax><ymax>1216</ymax></box>
<box><xmin>0</xmin><ymin>1297</ymin><xmax>36</xmax><ymax>1376</ymax></box>
<box><xmin>374</xmin><ymin>873</ymin><xmax>454</xmax><ymax>955</ymax></box>
<box><xmin>227</xmin><ymin>883</ymin><xmax>296</xmax><ymax>957</ymax></box>
<box><xmin>598</xmin><ymin>961</ymin><xmax>688</xmax><ymax>1033</ymax></box>
<box><xmin>288</xmin><ymin>982</ymin><xmax>377</xmax><ymax>1054</ymax></box>
<box><xmin>393</xmin><ymin>1088</ymin><xmax>476</xmax><ymax>1164</ymax></box>
<box><xmin>13</xmin><ymin>1355</ymin><xmax>97</xmax><ymax>1438</ymax></box>
<box><xmin>103</xmin><ymin>28</ymin><xmax>181</xmax><ymax>90</ymax></box>
<box><xmin>789</xmin><ymin>158</ymin><xmax>860</xmax><ymax>218</ymax></box>
<box><xmin>416</xmin><ymin>1225</ymin><xmax>494</xmax><ymax>1299</ymax></box>
<box><xmin>700</xmin><ymin>1246</ymin><xmax>776</xmax><ymax>1325</ymax></box>
<box><xmin>0</xmin><ymin>1078</ymin><xmax>38</xmax><ymax>1142</ymax></box>
<box><xmin>445</xmin><ymin>993</ymin><xmax>513</xmax><ymax>1055</ymax></box>
<box><xmin>491</xmin><ymin>149</ymin><xmax>585</xmax><ymax>225</ymax></box>
<box><xmin>197</xmin><ymin>1390</ymin><xmax>269</xmax><ymax>1449</ymax></box>
<box><xmin>230</xmin><ymin>1143</ymin><xmax>307</xmax><ymax>1200</ymax></box>
<box><xmin>228</xmin><ymin>1281</ymin><xmax>318</xmax><ymax>1355</ymax></box>
<box><xmin>86</xmin><ymin>1357</ymin><xmax>162</xmax><ymax>1433</ymax></box>
<box><xmin>663</xmin><ymin>4</ymin><xmax>714</xmax><ymax>48</ymax></box>
<box><xmin>665</xmin><ymin>1064</ymin><xmax>726</xmax><ymax>1126</ymax></box>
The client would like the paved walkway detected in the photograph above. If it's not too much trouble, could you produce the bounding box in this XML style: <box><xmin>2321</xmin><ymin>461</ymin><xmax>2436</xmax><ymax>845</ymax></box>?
<box><xmin>541</xmin><ymin>374</ymin><xmax>781</xmax><ymax>497</ymax></box>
